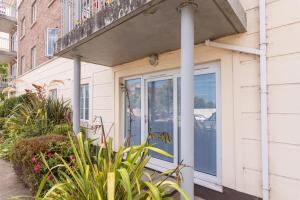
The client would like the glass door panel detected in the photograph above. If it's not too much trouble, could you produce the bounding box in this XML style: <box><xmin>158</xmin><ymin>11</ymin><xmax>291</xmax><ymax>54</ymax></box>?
<box><xmin>178</xmin><ymin>73</ymin><xmax>217</xmax><ymax>176</ymax></box>
<box><xmin>194</xmin><ymin>73</ymin><xmax>217</xmax><ymax>176</ymax></box>
<box><xmin>147</xmin><ymin>78</ymin><xmax>174</xmax><ymax>163</ymax></box>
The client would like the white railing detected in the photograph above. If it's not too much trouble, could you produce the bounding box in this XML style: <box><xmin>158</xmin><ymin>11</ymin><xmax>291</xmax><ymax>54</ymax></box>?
<box><xmin>0</xmin><ymin>2</ymin><xmax>16</xmax><ymax>18</ymax></box>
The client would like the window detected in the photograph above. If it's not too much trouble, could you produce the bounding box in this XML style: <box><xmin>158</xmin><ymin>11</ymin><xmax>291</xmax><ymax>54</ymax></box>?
<box><xmin>82</xmin><ymin>0</ymin><xmax>91</xmax><ymax>20</ymax></box>
<box><xmin>123</xmin><ymin>64</ymin><xmax>220</xmax><ymax>187</ymax></box>
<box><xmin>11</xmin><ymin>63</ymin><xmax>17</xmax><ymax>78</ymax></box>
<box><xmin>31</xmin><ymin>1</ymin><xmax>37</xmax><ymax>24</ymax></box>
<box><xmin>20</xmin><ymin>56</ymin><xmax>25</xmax><ymax>75</ymax></box>
<box><xmin>80</xmin><ymin>84</ymin><xmax>89</xmax><ymax>121</ymax></box>
<box><xmin>46</xmin><ymin>28</ymin><xmax>59</xmax><ymax>57</ymax></box>
<box><xmin>63</xmin><ymin>0</ymin><xmax>73</xmax><ymax>34</ymax></box>
<box><xmin>49</xmin><ymin>89</ymin><xmax>57</xmax><ymax>99</ymax></box>
<box><xmin>31</xmin><ymin>46</ymin><xmax>36</xmax><ymax>68</ymax></box>
<box><xmin>11</xmin><ymin>32</ymin><xmax>18</xmax><ymax>52</ymax></box>
<box><xmin>21</xmin><ymin>17</ymin><xmax>25</xmax><ymax>37</ymax></box>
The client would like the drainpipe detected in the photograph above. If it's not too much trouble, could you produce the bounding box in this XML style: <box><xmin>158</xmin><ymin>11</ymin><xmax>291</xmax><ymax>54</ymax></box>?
<box><xmin>179</xmin><ymin>1</ymin><xmax>197</xmax><ymax>199</ymax></box>
<box><xmin>259</xmin><ymin>0</ymin><xmax>270</xmax><ymax>199</ymax></box>
<box><xmin>73</xmin><ymin>55</ymin><xmax>81</xmax><ymax>134</ymax></box>
<box><xmin>204</xmin><ymin>0</ymin><xmax>270</xmax><ymax>198</ymax></box>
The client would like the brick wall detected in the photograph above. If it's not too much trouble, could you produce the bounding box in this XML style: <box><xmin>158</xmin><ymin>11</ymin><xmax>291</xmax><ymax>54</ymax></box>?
<box><xmin>17</xmin><ymin>0</ymin><xmax>61</xmax><ymax>75</ymax></box>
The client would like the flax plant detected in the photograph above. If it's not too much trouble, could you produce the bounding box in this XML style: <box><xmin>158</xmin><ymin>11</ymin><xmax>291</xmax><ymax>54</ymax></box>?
<box><xmin>36</xmin><ymin>133</ymin><xmax>189</xmax><ymax>200</ymax></box>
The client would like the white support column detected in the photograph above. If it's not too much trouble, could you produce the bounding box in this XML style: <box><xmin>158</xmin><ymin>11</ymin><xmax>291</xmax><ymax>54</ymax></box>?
<box><xmin>179</xmin><ymin>1</ymin><xmax>197</xmax><ymax>199</ymax></box>
<box><xmin>73</xmin><ymin>55</ymin><xmax>81</xmax><ymax>134</ymax></box>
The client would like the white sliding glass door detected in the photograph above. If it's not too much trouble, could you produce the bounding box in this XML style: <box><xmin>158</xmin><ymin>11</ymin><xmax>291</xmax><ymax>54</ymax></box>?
<box><xmin>123</xmin><ymin>63</ymin><xmax>221</xmax><ymax>187</ymax></box>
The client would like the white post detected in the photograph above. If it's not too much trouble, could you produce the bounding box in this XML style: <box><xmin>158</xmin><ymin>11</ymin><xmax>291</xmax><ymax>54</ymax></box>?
<box><xmin>73</xmin><ymin>55</ymin><xmax>81</xmax><ymax>134</ymax></box>
<box><xmin>180</xmin><ymin>1</ymin><xmax>196</xmax><ymax>199</ymax></box>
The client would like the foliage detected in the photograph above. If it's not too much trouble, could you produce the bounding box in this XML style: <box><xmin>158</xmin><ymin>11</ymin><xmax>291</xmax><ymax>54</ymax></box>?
<box><xmin>10</xmin><ymin>135</ymin><xmax>71</xmax><ymax>193</ymax></box>
<box><xmin>0</xmin><ymin>64</ymin><xmax>8</xmax><ymax>79</ymax></box>
<box><xmin>36</xmin><ymin>133</ymin><xmax>188</xmax><ymax>200</ymax></box>
<box><xmin>0</xmin><ymin>95</ymin><xmax>25</xmax><ymax>117</ymax></box>
<box><xmin>0</xmin><ymin>85</ymin><xmax>72</xmax><ymax>158</ymax></box>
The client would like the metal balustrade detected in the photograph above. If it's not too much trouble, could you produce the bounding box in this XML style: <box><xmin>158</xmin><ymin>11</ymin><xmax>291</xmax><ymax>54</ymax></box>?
<box><xmin>63</xmin><ymin>0</ymin><xmax>135</xmax><ymax>34</ymax></box>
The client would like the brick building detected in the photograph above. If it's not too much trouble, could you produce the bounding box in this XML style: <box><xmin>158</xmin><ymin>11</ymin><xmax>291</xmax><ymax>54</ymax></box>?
<box><xmin>17</xmin><ymin>0</ymin><xmax>61</xmax><ymax>74</ymax></box>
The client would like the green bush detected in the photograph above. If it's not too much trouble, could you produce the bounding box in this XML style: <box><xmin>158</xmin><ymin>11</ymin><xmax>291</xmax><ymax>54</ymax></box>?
<box><xmin>0</xmin><ymin>95</ymin><xmax>25</xmax><ymax>118</ymax></box>
<box><xmin>0</xmin><ymin>117</ymin><xmax>6</xmax><ymax>130</ymax></box>
<box><xmin>10</xmin><ymin>135</ymin><xmax>71</xmax><ymax>193</ymax></box>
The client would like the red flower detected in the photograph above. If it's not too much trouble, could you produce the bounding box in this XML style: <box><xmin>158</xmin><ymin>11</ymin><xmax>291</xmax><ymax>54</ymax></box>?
<box><xmin>34</xmin><ymin>164</ymin><xmax>41</xmax><ymax>173</ymax></box>
<box><xmin>31</xmin><ymin>156</ymin><xmax>36</xmax><ymax>163</ymax></box>
<box><xmin>69</xmin><ymin>155</ymin><xmax>75</xmax><ymax>161</ymax></box>
<box><xmin>47</xmin><ymin>175</ymin><xmax>53</xmax><ymax>181</ymax></box>
<box><xmin>47</xmin><ymin>152</ymin><xmax>53</xmax><ymax>158</ymax></box>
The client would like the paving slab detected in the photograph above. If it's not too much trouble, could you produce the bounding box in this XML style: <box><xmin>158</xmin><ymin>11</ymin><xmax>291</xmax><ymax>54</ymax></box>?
<box><xmin>0</xmin><ymin>160</ymin><xmax>31</xmax><ymax>200</ymax></box>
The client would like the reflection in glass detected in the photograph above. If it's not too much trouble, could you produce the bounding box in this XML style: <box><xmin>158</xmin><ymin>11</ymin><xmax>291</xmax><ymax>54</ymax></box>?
<box><xmin>178</xmin><ymin>73</ymin><xmax>217</xmax><ymax>176</ymax></box>
<box><xmin>124</xmin><ymin>79</ymin><xmax>141</xmax><ymax>145</ymax></box>
<box><xmin>148</xmin><ymin>79</ymin><xmax>174</xmax><ymax>163</ymax></box>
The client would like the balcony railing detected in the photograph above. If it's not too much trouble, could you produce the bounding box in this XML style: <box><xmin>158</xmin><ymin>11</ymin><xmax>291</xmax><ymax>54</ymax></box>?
<box><xmin>0</xmin><ymin>2</ymin><xmax>16</xmax><ymax>18</ymax></box>
<box><xmin>62</xmin><ymin>0</ymin><xmax>150</xmax><ymax>34</ymax></box>
<box><xmin>0</xmin><ymin>36</ymin><xmax>17</xmax><ymax>52</ymax></box>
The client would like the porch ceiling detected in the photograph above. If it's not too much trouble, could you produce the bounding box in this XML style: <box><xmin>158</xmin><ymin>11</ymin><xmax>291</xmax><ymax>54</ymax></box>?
<box><xmin>0</xmin><ymin>15</ymin><xmax>16</xmax><ymax>33</ymax></box>
<box><xmin>56</xmin><ymin>0</ymin><xmax>247</xmax><ymax>67</ymax></box>
<box><xmin>0</xmin><ymin>50</ymin><xmax>16</xmax><ymax>64</ymax></box>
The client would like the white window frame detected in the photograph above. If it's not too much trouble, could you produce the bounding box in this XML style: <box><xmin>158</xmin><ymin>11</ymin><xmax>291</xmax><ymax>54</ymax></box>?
<box><xmin>31</xmin><ymin>1</ymin><xmax>37</xmax><ymax>24</ymax></box>
<box><xmin>122</xmin><ymin>62</ymin><xmax>222</xmax><ymax>191</ymax></box>
<box><xmin>46</xmin><ymin>28</ymin><xmax>59</xmax><ymax>57</ymax></box>
<box><xmin>80</xmin><ymin>83</ymin><xmax>89</xmax><ymax>121</ymax></box>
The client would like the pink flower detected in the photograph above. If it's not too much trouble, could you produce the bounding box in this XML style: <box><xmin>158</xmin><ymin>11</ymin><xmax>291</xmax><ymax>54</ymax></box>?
<box><xmin>69</xmin><ymin>155</ymin><xmax>74</xmax><ymax>161</ymax></box>
<box><xmin>47</xmin><ymin>175</ymin><xmax>53</xmax><ymax>181</ymax></box>
<box><xmin>31</xmin><ymin>156</ymin><xmax>36</xmax><ymax>163</ymax></box>
<box><xmin>47</xmin><ymin>152</ymin><xmax>53</xmax><ymax>158</ymax></box>
<box><xmin>34</xmin><ymin>164</ymin><xmax>41</xmax><ymax>173</ymax></box>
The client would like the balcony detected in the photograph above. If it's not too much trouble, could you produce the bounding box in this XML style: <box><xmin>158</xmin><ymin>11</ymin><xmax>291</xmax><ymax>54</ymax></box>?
<box><xmin>0</xmin><ymin>36</ymin><xmax>17</xmax><ymax>64</ymax></box>
<box><xmin>56</xmin><ymin>0</ymin><xmax>247</xmax><ymax>67</ymax></box>
<box><xmin>0</xmin><ymin>1</ymin><xmax>17</xmax><ymax>33</ymax></box>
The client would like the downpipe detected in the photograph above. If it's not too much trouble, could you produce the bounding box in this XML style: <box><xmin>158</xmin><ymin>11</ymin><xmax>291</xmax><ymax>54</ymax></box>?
<box><xmin>259</xmin><ymin>0</ymin><xmax>270</xmax><ymax>199</ymax></box>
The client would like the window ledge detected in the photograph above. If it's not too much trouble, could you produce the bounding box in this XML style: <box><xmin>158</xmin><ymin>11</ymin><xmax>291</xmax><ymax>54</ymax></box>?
<box><xmin>48</xmin><ymin>0</ymin><xmax>55</xmax><ymax>8</ymax></box>
<box><xmin>31</xmin><ymin>21</ymin><xmax>37</xmax><ymax>29</ymax></box>
<box><xmin>20</xmin><ymin>35</ymin><xmax>25</xmax><ymax>41</ymax></box>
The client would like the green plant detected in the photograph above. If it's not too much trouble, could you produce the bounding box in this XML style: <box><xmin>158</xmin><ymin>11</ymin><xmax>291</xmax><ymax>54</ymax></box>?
<box><xmin>10</xmin><ymin>135</ymin><xmax>71</xmax><ymax>193</ymax></box>
<box><xmin>36</xmin><ymin>133</ymin><xmax>188</xmax><ymax>200</ymax></box>
<box><xmin>0</xmin><ymin>95</ymin><xmax>25</xmax><ymax>117</ymax></box>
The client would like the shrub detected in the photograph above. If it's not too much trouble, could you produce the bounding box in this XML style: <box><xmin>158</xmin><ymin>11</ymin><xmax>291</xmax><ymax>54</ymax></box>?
<box><xmin>36</xmin><ymin>133</ymin><xmax>188</xmax><ymax>200</ymax></box>
<box><xmin>0</xmin><ymin>95</ymin><xmax>25</xmax><ymax>118</ymax></box>
<box><xmin>0</xmin><ymin>117</ymin><xmax>6</xmax><ymax>130</ymax></box>
<box><xmin>10</xmin><ymin>135</ymin><xmax>71</xmax><ymax>193</ymax></box>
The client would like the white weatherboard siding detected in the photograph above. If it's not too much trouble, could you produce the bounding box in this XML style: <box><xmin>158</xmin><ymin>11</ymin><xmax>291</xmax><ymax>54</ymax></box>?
<box><xmin>16</xmin><ymin>57</ymin><xmax>115</xmax><ymax>144</ymax></box>
<box><xmin>15</xmin><ymin>0</ymin><xmax>300</xmax><ymax>199</ymax></box>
